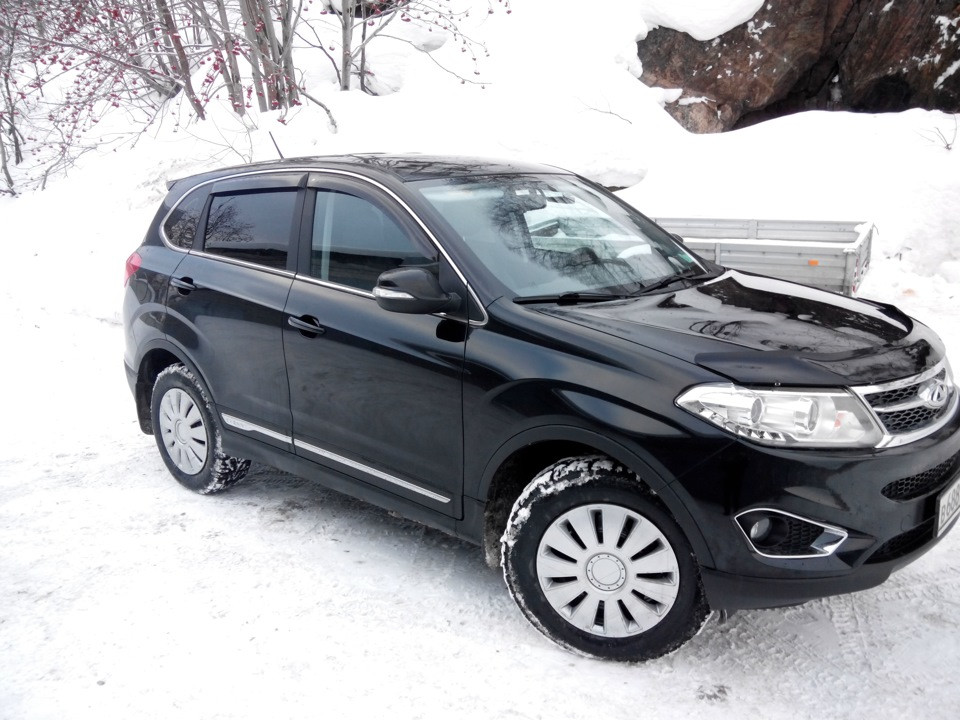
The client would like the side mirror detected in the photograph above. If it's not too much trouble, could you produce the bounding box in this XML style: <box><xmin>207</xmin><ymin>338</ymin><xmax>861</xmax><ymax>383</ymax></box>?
<box><xmin>670</xmin><ymin>232</ymin><xmax>686</xmax><ymax>246</ymax></box>
<box><xmin>374</xmin><ymin>267</ymin><xmax>461</xmax><ymax>315</ymax></box>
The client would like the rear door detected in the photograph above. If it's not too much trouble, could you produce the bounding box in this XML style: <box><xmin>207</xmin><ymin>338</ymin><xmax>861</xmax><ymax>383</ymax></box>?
<box><xmin>282</xmin><ymin>173</ymin><xmax>467</xmax><ymax>516</ymax></box>
<box><xmin>165</xmin><ymin>172</ymin><xmax>305</xmax><ymax>448</ymax></box>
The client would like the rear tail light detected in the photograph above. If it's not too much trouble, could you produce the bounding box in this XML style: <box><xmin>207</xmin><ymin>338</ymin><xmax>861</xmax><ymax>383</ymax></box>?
<box><xmin>125</xmin><ymin>251</ymin><xmax>142</xmax><ymax>286</ymax></box>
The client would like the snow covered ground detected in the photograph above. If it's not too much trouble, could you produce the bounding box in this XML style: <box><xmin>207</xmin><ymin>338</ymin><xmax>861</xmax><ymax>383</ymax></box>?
<box><xmin>2</xmin><ymin>2</ymin><xmax>959</xmax><ymax>718</ymax></box>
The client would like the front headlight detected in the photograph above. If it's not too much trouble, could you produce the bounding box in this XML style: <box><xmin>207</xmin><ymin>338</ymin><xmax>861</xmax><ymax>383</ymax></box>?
<box><xmin>676</xmin><ymin>383</ymin><xmax>884</xmax><ymax>448</ymax></box>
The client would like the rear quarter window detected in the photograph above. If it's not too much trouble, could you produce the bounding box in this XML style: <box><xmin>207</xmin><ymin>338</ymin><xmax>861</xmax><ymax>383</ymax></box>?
<box><xmin>163</xmin><ymin>190</ymin><xmax>207</xmax><ymax>249</ymax></box>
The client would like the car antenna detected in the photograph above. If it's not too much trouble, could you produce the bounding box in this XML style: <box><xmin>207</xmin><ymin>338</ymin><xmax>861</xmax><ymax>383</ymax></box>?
<box><xmin>268</xmin><ymin>131</ymin><xmax>285</xmax><ymax>159</ymax></box>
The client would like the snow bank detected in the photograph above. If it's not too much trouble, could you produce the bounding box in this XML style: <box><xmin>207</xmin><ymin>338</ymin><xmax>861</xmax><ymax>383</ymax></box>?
<box><xmin>638</xmin><ymin>0</ymin><xmax>765</xmax><ymax>41</ymax></box>
<box><xmin>1</xmin><ymin>2</ymin><xmax>956</xmax><ymax>359</ymax></box>
<box><xmin>617</xmin><ymin>109</ymin><xmax>960</xmax><ymax>357</ymax></box>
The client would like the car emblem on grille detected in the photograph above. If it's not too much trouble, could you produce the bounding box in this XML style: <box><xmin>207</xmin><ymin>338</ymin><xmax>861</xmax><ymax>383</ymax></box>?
<box><xmin>919</xmin><ymin>379</ymin><xmax>950</xmax><ymax>409</ymax></box>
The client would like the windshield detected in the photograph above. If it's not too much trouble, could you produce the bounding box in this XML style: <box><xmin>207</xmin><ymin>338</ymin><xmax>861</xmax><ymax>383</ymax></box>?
<box><xmin>412</xmin><ymin>174</ymin><xmax>704</xmax><ymax>298</ymax></box>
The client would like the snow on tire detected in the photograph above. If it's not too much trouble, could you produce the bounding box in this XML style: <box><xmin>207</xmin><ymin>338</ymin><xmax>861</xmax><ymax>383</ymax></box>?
<box><xmin>151</xmin><ymin>364</ymin><xmax>250</xmax><ymax>494</ymax></box>
<box><xmin>501</xmin><ymin>456</ymin><xmax>708</xmax><ymax>661</ymax></box>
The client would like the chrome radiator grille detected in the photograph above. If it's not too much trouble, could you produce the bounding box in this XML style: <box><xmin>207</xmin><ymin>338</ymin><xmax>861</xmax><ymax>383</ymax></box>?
<box><xmin>854</xmin><ymin>362</ymin><xmax>957</xmax><ymax>446</ymax></box>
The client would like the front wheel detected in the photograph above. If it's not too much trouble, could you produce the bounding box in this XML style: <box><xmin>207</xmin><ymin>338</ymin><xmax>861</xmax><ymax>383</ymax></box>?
<box><xmin>151</xmin><ymin>364</ymin><xmax>250</xmax><ymax>494</ymax></box>
<box><xmin>501</xmin><ymin>457</ymin><xmax>708</xmax><ymax>661</ymax></box>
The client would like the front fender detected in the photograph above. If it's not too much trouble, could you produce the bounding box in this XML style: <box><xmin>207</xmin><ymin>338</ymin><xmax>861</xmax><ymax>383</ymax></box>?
<box><xmin>472</xmin><ymin>423</ymin><xmax>718</xmax><ymax>569</ymax></box>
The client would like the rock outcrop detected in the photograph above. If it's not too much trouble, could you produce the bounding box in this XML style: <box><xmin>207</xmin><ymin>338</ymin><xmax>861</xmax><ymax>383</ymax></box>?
<box><xmin>638</xmin><ymin>0</ymin><xmax>960</xmax><ymax>133</ymax></box>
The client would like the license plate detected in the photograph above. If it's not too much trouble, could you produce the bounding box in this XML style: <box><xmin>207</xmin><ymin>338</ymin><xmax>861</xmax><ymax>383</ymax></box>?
<box><xmin>938</xmin><ymin>475</ymin><xmax>960</xmax><ymax>536</ymax></box>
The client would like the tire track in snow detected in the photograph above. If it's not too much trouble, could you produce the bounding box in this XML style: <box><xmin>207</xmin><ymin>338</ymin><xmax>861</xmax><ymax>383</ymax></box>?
<box><xmin>823</xmin><ymin>594</ymin><xmax>875</xmax><ymax>674</ymax></box>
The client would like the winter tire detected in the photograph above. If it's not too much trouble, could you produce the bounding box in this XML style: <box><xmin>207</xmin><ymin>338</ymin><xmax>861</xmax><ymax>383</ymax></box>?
<box><xmin>151</xmin><ymin>364</ymin><xmax>250</xmax><ymax>494</ymax></box>
<box><xmin>501</xmin><ymin>456</ymin><xmax>708</xmax><ymax>662</ymax></box>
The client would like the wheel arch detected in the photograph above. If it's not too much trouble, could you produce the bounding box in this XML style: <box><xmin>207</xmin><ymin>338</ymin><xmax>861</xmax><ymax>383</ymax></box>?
<box><xmin>477</xmin><ymin>425</ymin><xmax>714</xmax><ymax>571</ymax></box>
<box><xmin>133</xmin><ymin>339</ymin><xmax>210</xmax><ymax>434</ymax></box>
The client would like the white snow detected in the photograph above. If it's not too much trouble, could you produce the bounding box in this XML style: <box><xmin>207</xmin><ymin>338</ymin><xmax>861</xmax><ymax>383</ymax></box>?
<box><xmin>656</xmin><ymin>87</ymin><xmax>685</xmax><ymax>105</ymax></box>
<box><xmin>678</xmin><ymin>95</ymin><xmax>712</xmax><ymax>106</ymax></box>
<box><xmin>746</xmin><ymin>19</ymin><xmax>775</xmax><ymax>41</ymax></box>
<box><xmin>638</xmin><ymin>0</ymin><xmax>765</xmax><ymax>41</ymax></box>
<box><xmin>2</xmin><ymin>1</ymin><xmax>960</xmax><ymax>718</ymax></box>
<box><xmin>936</xmin><ymin>15</ymin><xmax>960</xmax><ymax>45</ymax></box>
<box><xmin>936</xmin><ymin>58</ymin><xmax>960</xmax><ymax>89</ymax></box>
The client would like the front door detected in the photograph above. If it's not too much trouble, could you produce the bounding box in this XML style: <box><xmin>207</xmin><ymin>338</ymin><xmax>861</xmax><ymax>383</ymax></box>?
<box><xmin>282</xmin><ymin>175</ymin><xmax>467</xmax><ymax>516</ymax></box>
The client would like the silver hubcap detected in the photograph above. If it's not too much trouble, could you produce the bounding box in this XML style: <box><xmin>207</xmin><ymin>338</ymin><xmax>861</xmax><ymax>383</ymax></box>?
<box><xmin>536</xmin><ymin>503</ymin><xmax>680</xmax><ymax>638</ymax></box>
<box><xmin>158</xmin><ymin>388</ymin><xmax>208</xmax><ymax>475</ymax></box>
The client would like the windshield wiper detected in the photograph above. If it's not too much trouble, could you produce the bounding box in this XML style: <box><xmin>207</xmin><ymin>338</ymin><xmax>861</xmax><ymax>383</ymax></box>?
<box><xmin>514</xmin><ymin>269</ymin><xmax>721</xmax><ymax>304</ymax></box>
<box><xmin>514</xmin><ymin>291</ymin><xmax>629</xmax><ymax>306</ymax></box>
<box><xmin>635</xmin><ymin>268</ymin><xmax>719</xmax><ymax>295</ymax></box>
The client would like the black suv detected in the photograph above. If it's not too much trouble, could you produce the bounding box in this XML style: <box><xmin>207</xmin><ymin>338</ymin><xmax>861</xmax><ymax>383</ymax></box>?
<box><xmin>124</xmin><ymin>155</ymin><xmax>960</xmax><ymax>661</ymax></box>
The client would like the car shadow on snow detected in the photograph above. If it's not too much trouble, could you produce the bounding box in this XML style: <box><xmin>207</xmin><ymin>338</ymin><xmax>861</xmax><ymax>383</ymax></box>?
<box><xmin>218</xmin><ymin>462</ymin><xmax>506</xmax><ymax>588</ymax></box>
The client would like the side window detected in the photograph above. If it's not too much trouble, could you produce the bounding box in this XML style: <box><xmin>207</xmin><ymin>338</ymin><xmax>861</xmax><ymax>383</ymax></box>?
<box><xmin>203</xmin><ymin>189</ymin><xmax>297</xmax><ymax>269</ymax></box>
<box><xmin>163</xmin><ymin>189</ymin><xmax>207</xmax><ymax>249</ymax></box>
<box><xmin>309</xmin><ymin>190</ymin><xmax>436</xmax><ymax>291</ymax></box>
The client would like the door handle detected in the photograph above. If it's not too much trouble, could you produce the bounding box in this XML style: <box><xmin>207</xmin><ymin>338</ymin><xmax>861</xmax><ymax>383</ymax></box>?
<box><xmin>170</xmin><ymin>276</ymin><xmax>198</xmax><ymax>293</ymax></box>
<box><xmin>288</xmin><ymin>315</ymin><xmax>325</xmax><ymax>337</ymax></box>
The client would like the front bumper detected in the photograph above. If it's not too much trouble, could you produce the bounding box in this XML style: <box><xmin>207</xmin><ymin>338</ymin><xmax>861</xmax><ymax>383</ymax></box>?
<box><xmin>673</xmin><ymin>404</ymin><xmax>960</xmax><ymax>610</ymax></box>
<box><xmin>700</xmin><ymin>525</ymin><xmax>953</xmax><ymax>610</ymax></box>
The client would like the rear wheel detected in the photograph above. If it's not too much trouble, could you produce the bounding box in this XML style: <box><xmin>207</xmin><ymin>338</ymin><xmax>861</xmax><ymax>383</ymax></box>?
<box><xmin>151</xmin><ymin>364</ymin><xmax>250</xmax><ymax>494</ymax></box>
<box><xmin>501</xmin><ymin>457</ymin><xmax>708</xmax><ymax>661</ymax></box>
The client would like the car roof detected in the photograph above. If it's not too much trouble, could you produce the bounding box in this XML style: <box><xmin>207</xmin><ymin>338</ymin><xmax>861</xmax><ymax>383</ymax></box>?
<box><xmin>167</xmin><ymin>153</ymin><xmax>568</xmax><ymax>191</ymax></box>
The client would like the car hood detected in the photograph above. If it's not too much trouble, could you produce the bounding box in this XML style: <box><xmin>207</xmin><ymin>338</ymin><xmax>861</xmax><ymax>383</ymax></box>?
<box><xmin>536</xmin><ymin>271</ymin><xmax>944</xmax><ymax>385</ymax></box>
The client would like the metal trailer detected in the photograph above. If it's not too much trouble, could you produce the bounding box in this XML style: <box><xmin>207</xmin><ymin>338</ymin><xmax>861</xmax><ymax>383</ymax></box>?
<box><xmin>654</xmin><ymin>218</ymin><xmax>875</xmax><ymax>297</ymax></box>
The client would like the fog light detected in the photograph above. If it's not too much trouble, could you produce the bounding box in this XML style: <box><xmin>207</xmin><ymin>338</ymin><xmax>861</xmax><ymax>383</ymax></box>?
<box><xmin>749</xmin><ymin>517</ymin><xmax>772</xmax><ymax>542</ymax></box>
<box><xmin>735</xmin><ymin>508</ymin><xmax>849</xmax><ymax>558</ymax></box>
